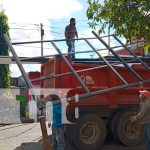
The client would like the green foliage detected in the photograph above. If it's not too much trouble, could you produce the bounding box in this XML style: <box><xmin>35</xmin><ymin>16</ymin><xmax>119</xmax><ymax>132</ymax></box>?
<box><xmin>87</xmin><ymin>0</ymin><xmax>150</xmax><ymax>43</ymax></box>
<box><xmin>0</xmin><ymin>10</ymin><xmax>10</xmax><ymax>89</ymax></box>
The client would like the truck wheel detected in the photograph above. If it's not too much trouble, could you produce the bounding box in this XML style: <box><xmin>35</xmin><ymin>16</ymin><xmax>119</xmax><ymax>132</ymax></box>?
<box><xmin>109</xmin><ymin>110</ymin><xmax>124</xmax><ymax>141</ymax></box>
<box><xmin>64</xmin><ymin>124</ymin><xmax>75</xmax><ymax>146</ymax></box>
<box><xmin>114</xmin><ymin>111</ymin><xmax>143</xmax><ymax>145</ymax></box>
<box><xmin>72</xmin><ymin>114</ymin><xmax>107</xmax><ymax>150</ymax></box>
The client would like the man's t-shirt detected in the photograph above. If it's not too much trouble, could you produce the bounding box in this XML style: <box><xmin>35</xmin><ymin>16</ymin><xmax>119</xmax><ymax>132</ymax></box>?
<box><xmin>52</xmin><ymin>103</ymin><xmax>63</xmax><ymax>127</ymax></box>
<box><xmin>65</xmin><ymin>25</ymin><xmax>77</xmax><ymax>40</ymax></box>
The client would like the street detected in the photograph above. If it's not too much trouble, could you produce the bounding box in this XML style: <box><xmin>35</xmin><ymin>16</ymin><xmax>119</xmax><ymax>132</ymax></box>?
<box><xmin>0</xmin><ymin>123</ymin><xmax>146</xmax><ymax>150</ymax></box>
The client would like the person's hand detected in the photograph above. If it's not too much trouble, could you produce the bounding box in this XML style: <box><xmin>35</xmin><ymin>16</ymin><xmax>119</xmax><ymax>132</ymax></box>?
<box><xmin>130</xmin><ymin>116</ymin><xmax>137</xmax><ymax>123</ymax></box>
<box><xmin>67</xmin><ymin>98</ymin><xmax>72</xmax><ymax>101</ymax></box>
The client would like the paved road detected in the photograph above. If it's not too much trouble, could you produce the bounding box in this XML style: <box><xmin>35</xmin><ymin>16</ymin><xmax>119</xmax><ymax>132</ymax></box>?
<box><xmin>0</xmin><ymin>123</ymin><xmax>146</xmax><ymax>150</ymax></box>
<box><xmin>101</xmin><ymin>139</ymin><xmax>145</xmax><ymax>150</ymax></box>
<box><xmin>66</xmin><ymin>136</ymin><xmax>146</xmax><ymax>150</ymax></box>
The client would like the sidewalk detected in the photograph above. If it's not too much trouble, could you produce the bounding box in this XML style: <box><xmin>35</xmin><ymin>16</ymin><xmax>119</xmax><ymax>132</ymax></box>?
<box><xmin>0</xmin><ymin>123</ymin><xmax>50</xmax><ymax>150</ymax></box>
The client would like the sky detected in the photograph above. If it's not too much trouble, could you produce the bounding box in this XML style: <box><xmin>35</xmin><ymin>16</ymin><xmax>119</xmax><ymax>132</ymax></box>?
<box><xmin>0</xmin><ymin>0</ymin><xmax>118</xmax><ymax>77</ymax></box>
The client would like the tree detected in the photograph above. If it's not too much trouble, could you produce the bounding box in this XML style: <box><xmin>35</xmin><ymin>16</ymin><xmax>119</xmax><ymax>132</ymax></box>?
<box><xmin>0</xmin><ymin>9</ymin><xmax>10</xmax><ymax>89</ymax></box>
<box><xmin>87</xmin><ymin>0</ymin><xmax>150</xmax><ymax>47</ymax></box>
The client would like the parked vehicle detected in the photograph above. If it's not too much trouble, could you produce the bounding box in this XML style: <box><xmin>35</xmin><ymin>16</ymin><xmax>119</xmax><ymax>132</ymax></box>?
<box><xmin>4</xmin><ymin>31</ymin><xmax>150</xmax><ymax>150</ymax></box>
<box><xmin>39</xmin><ymin>32</ymin><xmax>150</xmax><ymax>149</ymax></box>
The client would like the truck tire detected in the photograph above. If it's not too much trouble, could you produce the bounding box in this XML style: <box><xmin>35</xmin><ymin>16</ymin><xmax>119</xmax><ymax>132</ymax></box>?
<box><xmin>113</xmin><ymin>111</ymin><xmax>143</xmax><ymax>146</ymax></box>
<box><xmin>109</xmin><ymin>110</ymin><xmax>124</xmax><ymax>141</ymax></box>
<box><xmin>64</xmin><ymin>124</ymin><xmax>75</xmax><ymax>147</ymax></box>
<box><xmin>72</xmin><ymin>114</ymin><xmax>107</xmax><ymax>150</ymax></box>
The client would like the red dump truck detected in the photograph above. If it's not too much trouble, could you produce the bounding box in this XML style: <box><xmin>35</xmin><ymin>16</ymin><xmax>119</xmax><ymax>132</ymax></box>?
<box><xmin>4</xmin><ymin>30</ymin><xmax>149</xmax><ymax>150</ymax></box>
<box><xmin>38</xmin><ymin>32</ymin><xmax>150</xmax><ymax>150</ymax></box>
<box><xmin>40</xmin><ymin>54</ymin><xmax>150</xmax><ymax>150</ymax></box>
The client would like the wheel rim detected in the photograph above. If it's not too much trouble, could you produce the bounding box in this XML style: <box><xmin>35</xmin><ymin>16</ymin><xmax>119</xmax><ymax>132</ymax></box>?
<box><xmin>80</xmin><ymin>121</ymin><xmax>100</xmax><ymax>144</ymax></box>
<box><xmin>124</xmin><ymin>120</ymin><xmax>141</xmax><ymax>139</ymax></box>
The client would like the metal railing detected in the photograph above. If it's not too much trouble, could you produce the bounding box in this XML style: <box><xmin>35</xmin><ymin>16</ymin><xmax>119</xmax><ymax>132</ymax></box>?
<box><xmin>3</xmin><ymin>32</ymin><xmax>150</xmax><ymax>150</ymax></box>
<box><xmin>3</xmin><ymin>32</ymin><xmax>150</xmax><ymax>98</ymax></box>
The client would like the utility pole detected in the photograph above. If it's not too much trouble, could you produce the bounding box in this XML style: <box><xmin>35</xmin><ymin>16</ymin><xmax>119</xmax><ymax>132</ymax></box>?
<box><xmin>40</xmin><ymin>23</ymin><xmax>44</xmax><ymax>56</ymax></box>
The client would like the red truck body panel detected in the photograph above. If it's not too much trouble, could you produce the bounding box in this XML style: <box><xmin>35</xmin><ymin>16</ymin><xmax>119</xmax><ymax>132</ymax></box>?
<box><xmin>29</xmin><ymin>71</ymin><xmax>41</xmax><ymax>87</ymax></box>
<box><xmin>26</xmin><ymin>71</ymin><xmax>41</xmax><ymax>101</ymax></box>
<box><xmin>41</xmin><ymin>57</ymin><xmax>150</xmax><ymax>108</ymax></box>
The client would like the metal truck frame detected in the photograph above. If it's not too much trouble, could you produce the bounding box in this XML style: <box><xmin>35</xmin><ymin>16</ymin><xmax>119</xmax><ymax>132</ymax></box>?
<box><xmin>3</xmin><ymin>31</ymin><xmax>150</xmax><ymax>150</ymax></box>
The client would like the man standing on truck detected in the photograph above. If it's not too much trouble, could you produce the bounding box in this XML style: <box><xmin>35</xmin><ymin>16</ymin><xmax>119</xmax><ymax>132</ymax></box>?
<box><xmin>65</xmin><ymin>18</ymin><xmax>78</xmax><ymax>59</ymax></box>
<box><xmin>130</xmin><ymin>90</ymin><xmax>150</xmax><ymax>150</ymax></box>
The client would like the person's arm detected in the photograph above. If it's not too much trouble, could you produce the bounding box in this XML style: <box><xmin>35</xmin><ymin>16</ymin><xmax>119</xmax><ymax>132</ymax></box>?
<box><xmin>75</xmin><ymin>27</ymin><xmax>78</xmax><ymax>39</ymax></box>
<box><xmin>130</xmin><ymin>100</ymin><xmax>149</xmax><ymax>123</ymax></box>
<box><xmin>75</xmin><ymin>31</ymin><xmax>78</xmax><ymax>39</ymax></box>
<box><xmin>65</xmin><ymin>26</ymin><xmax>68</xmax><ymax>39</ymax></box>
<box><xmin>136</xmin><ymin>101</ymin><xmax>148</xmax><ymax>121</ymax></box>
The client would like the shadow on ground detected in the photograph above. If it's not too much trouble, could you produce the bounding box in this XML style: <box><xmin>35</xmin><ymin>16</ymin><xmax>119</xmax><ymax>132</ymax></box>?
<box><xmin>14</xmin><ymin>135</ymin><xmax>146</xmax><ymax>150</ymax></box>
<box><xmin>14</xmin><ymin>141</ymin><xmax>43</xmax><ymax>150</ymax></box>
<box><xmin>14</xmin><ymin>135</ymin><xmax>74</xmax><ymax>150</ymax></box>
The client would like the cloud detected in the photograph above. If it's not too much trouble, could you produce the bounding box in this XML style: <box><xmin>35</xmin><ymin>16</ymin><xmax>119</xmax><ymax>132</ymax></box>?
<box><xmin>1</xmin><ymin>0</ymin><xmax>83</xmax><ymax>42</ymax></box>
<box><xmin>10</xmin><ymin>64</ymin><xmax>41</xmax><ymax>77</ymax></box>
<box><xmin>0</xmin><ymin>0</ymin><xmax>83</xmax><ymax>77</ymax></box>
<box><xmin>1</xmin><ymin>0</ymin><xmax>83</xmax><ymax>23</ymax></box>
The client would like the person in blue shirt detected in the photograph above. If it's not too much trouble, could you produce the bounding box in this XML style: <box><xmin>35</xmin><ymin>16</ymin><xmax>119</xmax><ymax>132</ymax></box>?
<box><xmin>43</xmin><ymin>94</ymin><xmax>64</xmax><ymax>150</ymax></box>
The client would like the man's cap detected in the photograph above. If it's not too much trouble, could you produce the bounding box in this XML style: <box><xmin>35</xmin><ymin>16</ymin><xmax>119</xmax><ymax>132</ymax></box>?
<box><xmin>139</xmin><ymin>90</ymin><xmax>150</xmax><ymax>98</ymax></box>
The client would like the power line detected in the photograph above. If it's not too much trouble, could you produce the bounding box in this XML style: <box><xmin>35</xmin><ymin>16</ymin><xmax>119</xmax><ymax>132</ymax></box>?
<box><xmin>9</xmin><ymin>22</ymin><xmax>40</xmax><ymax>26</ymax></box>
<box><xmin>9</xmin><ymin>25</ymin><xmax>92</xmax><ymax>35</ymax></box>
<box><xmin>48</xmin><ymin>19</ymin><xmax>89</xmax><ymax>24</ymax></box>
<box><xmin>10</xmin><ymin>26</ymin><xmax>90</xmax><ymax>32</ymax></box>
<box><xmin>45</xmin><ymin>30</ymin><xmax>63</xmax><ymax>35</ymax></box>
<box><xmin>10</xmin><ymin>27</ymin><xmax>39</xmax><ymax>31</ymax></box>
<box><xmin>11</xmin><ymin>33</ymin><xmax>38</xmax><ymax>41</ymax></box>
<box><xmin>9</xmin><ymin>20</ymin><xmax>89</xmax><ymax>27</ymax></box>
<box><xmin>10</xmin><ymin>27</ymin><xmax>64</xmax><ymax>36</ymax></box>
<box><xmin>9</xmin><ymin>20</ymin><xmax>89</xmax><ymax>28</ymax></box>
<box><xmin>44</xmin><ymin>25</ymin><xmax>64</xmax><ymax>30</ymax></box>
